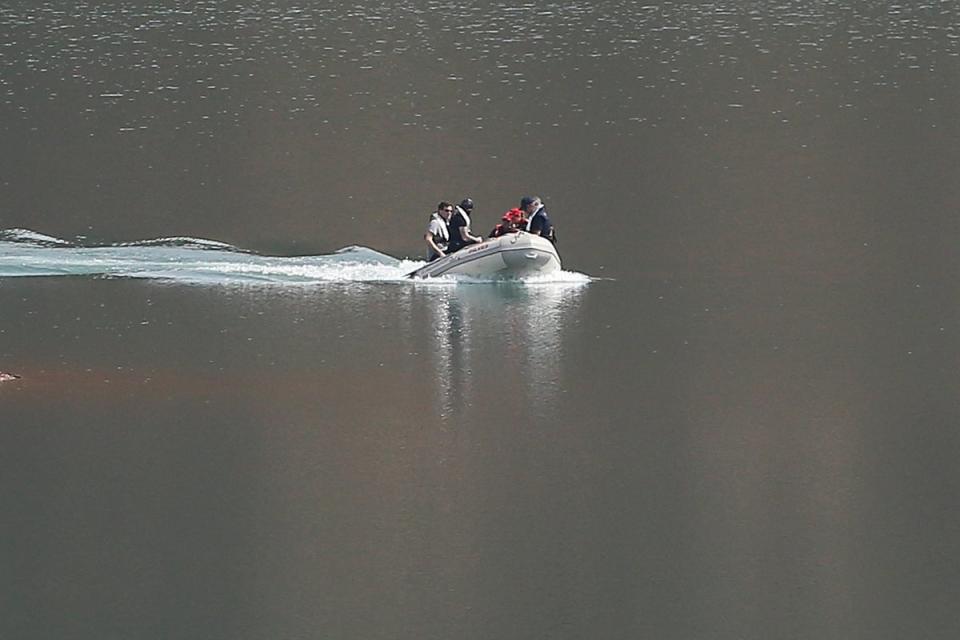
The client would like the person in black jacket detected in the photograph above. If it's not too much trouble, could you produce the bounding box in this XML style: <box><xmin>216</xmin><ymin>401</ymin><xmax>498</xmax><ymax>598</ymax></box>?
<box><xmin>447</xmin><ymin>198</ymin><xmax>484</xmax><ymax>253</ymax></box>
<box><xmin>520</xmin><ymin>195</ymin><xmax>556</xmax><ymax>243</ymax></box>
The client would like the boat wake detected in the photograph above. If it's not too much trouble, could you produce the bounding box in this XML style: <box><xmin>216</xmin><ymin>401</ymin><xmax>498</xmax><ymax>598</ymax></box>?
<box><xmin>0</xmin><ymin>229</ymin><xmax>590</xmax><ymax>286</ymax></box>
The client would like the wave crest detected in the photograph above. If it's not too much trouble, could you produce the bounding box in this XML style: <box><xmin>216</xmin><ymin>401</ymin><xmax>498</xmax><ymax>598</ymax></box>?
<box><xmin>0</xmin><ymin>228</ymin><xmax>75</xmax><ymax>247</ymax></box>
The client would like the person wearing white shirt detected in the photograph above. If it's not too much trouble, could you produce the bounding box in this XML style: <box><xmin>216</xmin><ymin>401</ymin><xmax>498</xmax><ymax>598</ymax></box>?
<box><xmin>424</xmin><ymin>201</ymin><xmax>452</xmax><ymax>261</ymax></box>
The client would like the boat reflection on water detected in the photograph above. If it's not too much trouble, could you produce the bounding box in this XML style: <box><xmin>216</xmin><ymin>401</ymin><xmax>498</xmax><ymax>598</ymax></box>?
<box><xmin>411</xmin><ymin>282</ymin><xmax>588</xmax><ymax>422</ymax></box>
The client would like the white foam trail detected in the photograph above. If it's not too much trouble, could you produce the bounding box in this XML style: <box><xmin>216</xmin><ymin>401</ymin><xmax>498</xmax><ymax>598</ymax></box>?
<box><xmin>0</xmin><ymin>229</ymin><xmax>593</xmax><ymax>286</ymax></box>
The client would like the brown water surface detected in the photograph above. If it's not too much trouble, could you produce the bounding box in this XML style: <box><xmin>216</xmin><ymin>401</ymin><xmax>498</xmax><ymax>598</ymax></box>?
<box><xmin>2</xmin><ymin>2</ymin><xmax>960</xmax><ymax>638</ymax></box>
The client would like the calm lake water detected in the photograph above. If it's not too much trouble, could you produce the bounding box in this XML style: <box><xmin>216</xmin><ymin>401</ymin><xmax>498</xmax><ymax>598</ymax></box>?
<box><xmin>2</xmin><ymin>2</ymin><xmax>960</xmax><ymax>638</ymax></box>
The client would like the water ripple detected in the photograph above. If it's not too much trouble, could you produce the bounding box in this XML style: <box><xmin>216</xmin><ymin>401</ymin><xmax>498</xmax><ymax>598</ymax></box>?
<box><xmin>1</xmin><ymin>1</ymin><xmax>958</xmax><ymax>136</ymax></box>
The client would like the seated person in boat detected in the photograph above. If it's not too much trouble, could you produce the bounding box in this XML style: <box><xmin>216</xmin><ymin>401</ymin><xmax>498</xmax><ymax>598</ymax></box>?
<box><xmin>424</xmin><ymin>201</ymin><xmax>452</xmax><ymax>261</ymax></box>
<box><xmin>489</xmin><ymin>208</ymin><xmax>527</xmax><ymax>238</ymax></box>
<box><xmin>447</xmin><ymin>198</ymin><xmax>485</xmax><ymax>253</ymax></box>
<box><xmin>519</xmin><ymin>195</ymin><xmax>556</xmax><ymax>244</ymax></box>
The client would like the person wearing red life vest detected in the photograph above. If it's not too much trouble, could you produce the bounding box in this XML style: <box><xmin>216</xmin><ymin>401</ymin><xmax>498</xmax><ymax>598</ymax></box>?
<box><xmin>489</xmin><ymin>208</ymin><xmax>527</xmax><ymax>238</ymax></box>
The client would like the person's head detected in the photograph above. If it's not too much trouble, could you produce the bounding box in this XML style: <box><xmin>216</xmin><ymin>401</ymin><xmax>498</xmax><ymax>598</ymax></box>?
<box><xmin>502</xmin><ymin>208</ymin><xmax>524</xmax><ymax>229</ymax></box>
<box><xmin>519</xmin><ymin>195</ymin><xmax>541</xmax><ymax>215</ymax></box>
<box><xmin>437</xmin><ymin>201</ymin><xmax>453</xmax><ymax>219</ymax></box>
<box><xmin>459</xmin><ymin>198</ymin><xmax>474</xmax><ymax>212</ymax></box>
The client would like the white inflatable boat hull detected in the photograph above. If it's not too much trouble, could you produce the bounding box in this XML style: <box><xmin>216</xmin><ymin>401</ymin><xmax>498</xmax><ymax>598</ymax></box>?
<box><xmin>408</xmin><ymin>231</ymin><xmax>560</xmax><ymax>279</ymax></box>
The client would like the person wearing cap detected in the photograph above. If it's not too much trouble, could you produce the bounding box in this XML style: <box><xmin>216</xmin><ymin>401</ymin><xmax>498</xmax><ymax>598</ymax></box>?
<box><xmin>520</xmin><ymin>195</ymin><xmax>555</xmax><ymax>243</ymax></box>
<box><xmin>489</xmin><ymin>207</ymin><xmax>527</xmax><ymax>238</ymax></box>
<box><xmin>424</xmin><ymin>201</ymin><xmax>452</xmax><ymax>261</ymax></box>
<box><xmin>447</xmin><ymin>197</ymin><xmax>484</xmax><ymax>253</ymax></box>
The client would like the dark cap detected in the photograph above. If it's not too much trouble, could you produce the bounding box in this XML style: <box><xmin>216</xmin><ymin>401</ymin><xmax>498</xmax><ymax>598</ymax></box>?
<box><xmin>519</xmin><ymin>196</ymin><xmax>536</xmax><ymax>209</ymax></box>
<box><xmin>459</xmin><ymin>198</ymin><xmax>474</xmax><ymax>211</ymax></box>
